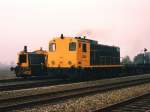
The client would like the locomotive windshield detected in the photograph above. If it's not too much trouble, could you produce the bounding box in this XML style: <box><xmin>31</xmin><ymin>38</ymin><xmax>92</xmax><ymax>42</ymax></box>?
<box><xmin>19</xmin><ymin>54</ymin><xmax>27</xmax><ymax>63</ymax></box>
<box><xmin>69</xmin><ymin>42</ymin><xmax>76</xmax><ymax>51</ymax></box>
<box><xmin>49</xmin><ymin>43</ymin><xmax>56</xmax><ymax>52</ymax></box>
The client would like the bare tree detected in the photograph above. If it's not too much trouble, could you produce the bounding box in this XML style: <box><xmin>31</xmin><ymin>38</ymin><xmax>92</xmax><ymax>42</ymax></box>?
<box><xmin>122</xmin><ymin>56</ymin><xmax>132</xmax><ymax>65</ymax></box>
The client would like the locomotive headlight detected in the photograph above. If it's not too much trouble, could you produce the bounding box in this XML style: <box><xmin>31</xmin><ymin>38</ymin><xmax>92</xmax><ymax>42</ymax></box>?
<box><xmin>51</xmin><ymin>61</ymin><xmax>55</xmax><ymax>65</ymax></box>
<box><xmin>68</xmin><ymin>61</ymin><xmax>72</xmax><ymax>65</ymax></box>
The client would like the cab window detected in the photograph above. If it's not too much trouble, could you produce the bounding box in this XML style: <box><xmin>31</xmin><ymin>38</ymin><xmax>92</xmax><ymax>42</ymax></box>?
<box><xmin>82</xmin><ymin>43</ymin><xmax>87</xmax><ymax>52</ymax></box>
<box><xmin>69</xmin><ymin>42</ymin><xmax>76</xmax><ymax>51</ymax></box>
<box><xmin>49</xmin><ymin>43</ymin><xmax>56</xmax><ymax>52</ymax></box>
<box><xmin>19</xmin><ymin>54</ymin><xmax>27</xmax><ymax>63</ymax></box>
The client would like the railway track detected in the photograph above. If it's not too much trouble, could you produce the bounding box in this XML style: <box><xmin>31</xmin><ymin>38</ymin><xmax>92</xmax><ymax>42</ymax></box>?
<box><xmin>94</xmin><ymin>92</ymin><xmax>150</xmax><ymax>112</ymax></box>
<box><xmin>0</xmin><ymin>78</ymin><xmax>70</xmax><ymax>91</ymax></box>
<box><xmin>1</xmin><ymin>74</ymin><xmax>150</xmax><ymax>91</ymax></box>
<box><xmin>0</xmin><ymin>78</ymin><xmax>100</xmax><ymax>92</ymax></box>
<box><xmin>0</xmin><ymin>76</ymin><xmax>150</xmax><ymax>111</ymax></box>
<box><xmin>0</xmin><ymin>76</ymin><xmax>62</xmax><ymax>83</ymax></box>
<box><xmin>0</xmin><ymin>78</ymin><xmax>21</xmax><ymax>83</ymax></box>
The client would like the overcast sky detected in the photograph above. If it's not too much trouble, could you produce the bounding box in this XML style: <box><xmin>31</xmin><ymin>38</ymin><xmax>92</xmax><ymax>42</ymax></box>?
<box><xmin>0</xmin><ymin>0</ymin><xmax>150</xmax><ymax>64</ymax></box>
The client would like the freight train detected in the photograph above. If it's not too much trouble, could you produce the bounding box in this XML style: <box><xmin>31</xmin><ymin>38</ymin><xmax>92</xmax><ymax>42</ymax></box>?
<box><xmin>11</xmin><ymin>34</ymin><xmax>150</xmax><ymax>79</ymax></box>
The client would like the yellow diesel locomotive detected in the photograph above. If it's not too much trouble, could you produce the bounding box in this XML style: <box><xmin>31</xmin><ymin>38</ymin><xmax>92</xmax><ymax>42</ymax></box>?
<box><xmin>47</xmin><ymin>34</ymin><xmax>122</xmax><ymax>79</ymax></box>
<box><xmin>11</xmin><ymin>46</ymin><xmax>48</xmax><ymax>77</ymax></box>
<box><xmin>12</xmin><ymin>34</ymin><xmax>122</xmax><ymax>79</ymax></box>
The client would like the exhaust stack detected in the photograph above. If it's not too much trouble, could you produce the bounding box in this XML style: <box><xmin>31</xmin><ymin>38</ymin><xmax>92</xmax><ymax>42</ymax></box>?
<box><xmin>24</xmin><ymin>46</ymin><xmax>27</xmax><ymax>52</ymax></box>
<box><xmin>60</xmin><ymin>34</ymin><xmax>64</xmax><ymax>39</ymax></box>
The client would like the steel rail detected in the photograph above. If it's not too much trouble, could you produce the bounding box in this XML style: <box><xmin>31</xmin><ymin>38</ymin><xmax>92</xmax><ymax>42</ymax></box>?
<box><xmin>0</xmin><ymin>76</ymin><xmax>62</xmax><ymax>83</ymax></box>
<box><xmin>0</xmin><ymin>79</ymin><xmax>68</xmax><ymax>91</ymax></box>
<box><xmin>93</xmin><ymin>92</ymin><xmax>150</xmax><ymax>112</ymax></box>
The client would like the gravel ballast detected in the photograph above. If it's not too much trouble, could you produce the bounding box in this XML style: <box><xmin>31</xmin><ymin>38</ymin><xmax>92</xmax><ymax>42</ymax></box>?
<box><xmin>15</xmin><ymin>83</ymin><xmax>150</xmax><ymax>112</ymax></box>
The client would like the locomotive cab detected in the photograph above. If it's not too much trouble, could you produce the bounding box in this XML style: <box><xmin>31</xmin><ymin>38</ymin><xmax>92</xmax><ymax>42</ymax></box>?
<box><xmin>17</xmin><ymin>46</ymin><xmax>29</xmax><ymax>67</ymax></box>
<box><xmin>14</xmin><ymin>52</ymin><xmax>31</xmax><ymax>77</ymax></box>
<box><xmin>18</xmin><ymin>53</ymin><xmax>28</xmax><ymax>66</ymax></box>
<box><xmin>48</xmin><ymin>35</ymin><xmax>90</xmax><ymax>68</ymax></box>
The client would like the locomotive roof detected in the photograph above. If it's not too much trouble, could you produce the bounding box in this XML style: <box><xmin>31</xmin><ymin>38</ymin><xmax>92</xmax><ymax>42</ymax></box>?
<box><xmin>50</xmin><ymin>36</ymin><xmax>98</xmax><ymax>43</ymax></box>
<box><xmin>50</xmin><ymin>36</ymin><xmax>119</xmax><ymax>49</ymax></box>
<box><xmin>74</xmin><ymin>37</ymin><xmax>119</xmax><ymax>48</ymax></box>
<box><xmin>19</xmin><ymin>49</ymin><xmax>47</xmax><ymax>55</ymax></box>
